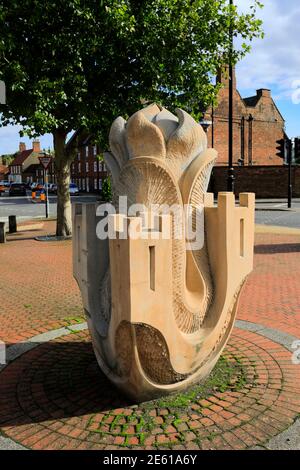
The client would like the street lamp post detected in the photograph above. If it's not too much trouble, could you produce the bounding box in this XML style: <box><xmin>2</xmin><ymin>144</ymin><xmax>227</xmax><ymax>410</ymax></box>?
<box><xmin>227</xmin><ymin>0</ymin><xmax>235</xmax><ymax>193</ymax></box>
<box><xmin>287</xmin><ymin>139</ymin><xmax>292</xmax><ymax>209</ymax></box>
<box><xmin>38</xmin><ymin>152</ymin><xmax>52</xmax><ymax>219</ymax></box>
<box><xmin>199</xmin><ymin>119</ymin><xmax>212</xmax><ymax>134</ymax></box>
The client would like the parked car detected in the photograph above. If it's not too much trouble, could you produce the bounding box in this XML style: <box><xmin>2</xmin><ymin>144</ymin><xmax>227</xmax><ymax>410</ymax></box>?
<box><xmin>0</xmin><ymin>181</ymin><xmax>10</xmax><ymax>195</ymax></box>
<box><xmin>44</xmin><ymin>183</ymin><xmax>54</xmax><ymax>192</ymax></box>
<box><xmin>9</xmin><ymin>183</ymin><xmax>27</xmax><ymax>196</ymax></box>
<box><xmin>49</xmin><ymin>184</ymin><xmax>57</xmax><ymax>194</ymax></box>
<box><xmin>69</xmin><ymin>183</ymin><xmax>79</xmax><ymax>195</ymax></box>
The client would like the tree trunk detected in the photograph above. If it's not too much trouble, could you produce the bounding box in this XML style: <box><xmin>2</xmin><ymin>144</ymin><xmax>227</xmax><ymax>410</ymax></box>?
<box><xmin>53</xmin><ymin>129</ymin><xmax>72</xmax><ymax>237</ymax></box>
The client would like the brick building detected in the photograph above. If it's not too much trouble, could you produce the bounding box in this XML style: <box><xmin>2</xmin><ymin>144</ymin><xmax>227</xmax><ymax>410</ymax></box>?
<box><xmin>9</xmin><ymin>140</ymin><xmax>55</xmax><ymax>184</ymax></box>
<box><xmin>203</xmin><ymin>66</ymin><xmax>286</xmax><ymax>166</ymax></box>
<box><xmin>70</xmin><ymin>135</ymin><xmax>108</xmax><ymax>192</ymax></box>
<box><xmin>9</xmin><ymin>140</ymin><xmax>41</xmax><ymax>183</ymax></box>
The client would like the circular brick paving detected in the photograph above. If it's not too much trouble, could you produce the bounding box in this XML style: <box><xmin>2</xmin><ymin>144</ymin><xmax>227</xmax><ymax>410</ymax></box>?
<box><xmin>1</xmin><ymin>327</ymin><xmax>300</xmax><ymax>450</ymax></box>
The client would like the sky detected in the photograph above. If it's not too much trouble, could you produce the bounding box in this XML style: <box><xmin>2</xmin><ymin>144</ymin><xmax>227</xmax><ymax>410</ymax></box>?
<box><xmin>0</xmin><ymin>0</ymin><xmax>299</xmax><ymax>155</ymax></box>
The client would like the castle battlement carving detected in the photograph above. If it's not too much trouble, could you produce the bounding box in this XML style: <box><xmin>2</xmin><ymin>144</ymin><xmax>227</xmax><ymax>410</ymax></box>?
<box><xmin>73</xmin><ymin>104</ymin><xmax>255</xmax><ymax>401</ymax></box>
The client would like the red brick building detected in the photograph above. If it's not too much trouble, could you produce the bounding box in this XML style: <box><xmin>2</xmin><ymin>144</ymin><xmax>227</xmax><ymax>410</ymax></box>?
<box><xmin>9</xmin><ymin>140</ymin><xmax>56</xmax><ymax>184</ymax></box>
<box><xmin>204</xmin><ymin>67</ymin><xmax>286</xmax><ymax>166</ymax></box>
<box><xmin>70</xmin><ymin>135</ymin><xmax>108</xmax><ymax>192</ymax></box>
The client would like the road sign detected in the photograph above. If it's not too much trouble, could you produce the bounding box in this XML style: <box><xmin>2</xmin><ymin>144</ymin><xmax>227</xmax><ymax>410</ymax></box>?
<box><xmin>38</xmin><ymin>155</ymin><xmax>52</xmax><ymax>170</ymax></box>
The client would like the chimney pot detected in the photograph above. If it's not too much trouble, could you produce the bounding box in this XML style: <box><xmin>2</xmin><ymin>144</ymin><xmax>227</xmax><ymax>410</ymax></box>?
<box><xmin>32</xmin><ymin>139</ymin><xmax>41</xmax><ymax>153</ymax></box>
<box><xmin>19</xmin><ymin>142</ymin><xmax>26</xmax><ymax>152</ymax></box>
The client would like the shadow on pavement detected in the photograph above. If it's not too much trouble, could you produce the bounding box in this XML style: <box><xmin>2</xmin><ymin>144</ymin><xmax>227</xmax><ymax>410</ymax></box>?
<box><xmin>254</xmin><ymin>243</ymin><xmax>300</xmax><ymax>254</ymax></box>
<box><xmin>0</xmin><ymin>341</ymin><xmax>133</xmax><ymax>427</ymax></box>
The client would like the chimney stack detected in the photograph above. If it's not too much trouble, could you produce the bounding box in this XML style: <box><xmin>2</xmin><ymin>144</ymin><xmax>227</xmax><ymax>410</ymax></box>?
<box><xmin>32</xmin><ymin>139</ymin><xmax>41</xmax><ymax>153</ymax></box>
<box><xmin>217</xmin><ymin>64</ymin><xmax>237</xmax><ymax>90</ymax></box>
<box><xmin>257</xmin><ymin>89</ymin><xmax>271</xmax><ymax>98</ymax></box>
<box><xmin>19</xmin><ymin>142</ymin><xmax>26</xmax><ymax>152</ymax></box>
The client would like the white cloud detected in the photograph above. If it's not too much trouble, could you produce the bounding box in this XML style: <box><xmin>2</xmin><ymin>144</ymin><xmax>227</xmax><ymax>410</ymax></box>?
<box><xmin>235</xmin><ymin>0</ymin><xmax>300</xmax><ymax>100</ymax></box>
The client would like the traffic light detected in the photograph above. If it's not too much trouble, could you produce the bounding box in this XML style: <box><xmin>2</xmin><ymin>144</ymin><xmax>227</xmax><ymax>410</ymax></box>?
<box><xmin>276</xmin><ymin>138</ymin><xmax>286</xmax><ymax>159</ymax></box>
<box><xmin>294</xmin><ymin>138</ymin><xmax>300</xmax><ymax>163</ymax></box>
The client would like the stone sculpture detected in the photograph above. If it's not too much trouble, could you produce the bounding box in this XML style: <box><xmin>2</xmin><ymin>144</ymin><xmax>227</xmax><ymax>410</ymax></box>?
<box><xmin>73</xmin><ymin>104</ymin><xmax>255</xmax><ymax>401</ymax></box>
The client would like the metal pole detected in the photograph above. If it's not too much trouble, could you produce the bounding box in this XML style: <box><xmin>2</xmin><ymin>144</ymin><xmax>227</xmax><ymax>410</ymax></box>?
<box><xmin>45</xmin><ymin>169</ymin><xmax>49</xmax><ymax>218</ymax></box>
<box><xmin>227</xmin><ymin>0</ymin><xmax>235</xmax><ymax>192</ymax></box>
<box><xmin>211</xmin><ymin>105</ymin><xmax>214</xmax><ymax>148</ymax></box>
<box><xmin>288</xmin><ymin>139</ymin><xmax>292</xmax><ymax>209</ymax></box>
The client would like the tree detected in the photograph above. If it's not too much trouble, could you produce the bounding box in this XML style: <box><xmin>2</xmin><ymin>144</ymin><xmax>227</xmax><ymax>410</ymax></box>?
<box><xmin>0</xmin><ymin>154</ymin><xmax>15</xmax><ymax>166</ymax></box>
<box><xmin>102</xmin><ymin>177</ymin><xmax>112</xmax><ymax>202</ymax></box>
<box><xmin>0</xmin><ymin>0</ymin><xmax>263</xmax><ymax>236</ymax></box>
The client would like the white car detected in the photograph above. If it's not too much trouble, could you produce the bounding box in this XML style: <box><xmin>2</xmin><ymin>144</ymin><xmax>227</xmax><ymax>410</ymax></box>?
<box><xmin>69</xmin><ymin>183</ymin><xmax>79</xmax><ymax>195</ymax></box>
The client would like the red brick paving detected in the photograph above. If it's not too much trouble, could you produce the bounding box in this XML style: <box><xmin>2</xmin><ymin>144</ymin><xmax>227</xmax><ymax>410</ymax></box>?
<box><xmin>0</xmin><ymin>221</ymin><xmax>83</xmax><ymax>344</ymax></box>
<box><xmin>0</xmin><ymin>227</ymin><xmax>300</xmax><ymax>449</ymax></box>
<box><xmin>0</xmin><ymin>327</ymin><xmax>299</xmax><ymax>450</ymax></box>
<box><xmin>238</xmin><ymin>232</ymin><xmax>300</xmax><ymax>337</ymax></box>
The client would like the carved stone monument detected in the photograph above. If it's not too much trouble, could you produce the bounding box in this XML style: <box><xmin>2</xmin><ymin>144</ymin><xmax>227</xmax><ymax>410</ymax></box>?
<box><xmin>73</xmin><ymin>104</ymin><xmax>254</xmax><ymax>401</ymax></box>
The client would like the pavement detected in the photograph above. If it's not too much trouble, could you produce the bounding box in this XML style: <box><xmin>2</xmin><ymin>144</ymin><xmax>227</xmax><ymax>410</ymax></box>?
<box><xmin>0</xmin><ymin>220</ymin><xmax>300</xmax><ymax>450</ymax></box>
<box><xmin>0</xmin><ymin>192</ymin><xmax>98</xmax><ymax>223</ymax></box>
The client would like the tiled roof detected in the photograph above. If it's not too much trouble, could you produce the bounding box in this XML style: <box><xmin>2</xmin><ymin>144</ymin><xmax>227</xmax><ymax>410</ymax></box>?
<box><xmin>10</xmin><ymin>149</ymin><xmax>33</xmax><ymax>166</ymax></box>
<box><xmin>243</xmin><ymin>96</ymin><xmax>260</xmax><ymax>107</ymax></box>
<box><xmin>23</xmin><ymin>163</ymin><xmax>40</xmax><ymax>174</ymax></box>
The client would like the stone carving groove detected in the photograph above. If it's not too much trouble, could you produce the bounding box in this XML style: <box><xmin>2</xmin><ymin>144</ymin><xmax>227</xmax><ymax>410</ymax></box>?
<box><xmin>73</xmin><ymin>104</ymin><xmax>255</xmax><ymax>401</ymax></box>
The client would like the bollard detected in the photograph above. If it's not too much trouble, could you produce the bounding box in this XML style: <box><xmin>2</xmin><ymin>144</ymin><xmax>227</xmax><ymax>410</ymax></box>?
<box><xmin>9</xmin><ymin>215</ymin><xmax>17</xmax><ymax>233</ymax></box>
<box><xmin>0</xmin><ymin>222</ymin><xmax>6</xmax><ymax>243</ymax></box>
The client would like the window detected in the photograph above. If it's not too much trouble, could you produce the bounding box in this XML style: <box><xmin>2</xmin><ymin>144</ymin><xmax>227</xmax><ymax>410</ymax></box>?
<box><xmin>78</xmin><ymin>162</ymin><xmax>81</xmax><ymax>172</ymax></box>
<box><xmin>85</xmin><ymin>146</ymin><xmax>89</xmax><ymax>158</ymax></box>
<box><xmin>103</xmin><ymin>163</ymin><xmax>106</xmax><ymax>171</ymax></box>
<box><xmin>94</xmin><ymin>178</ymin><xmax>97</xmax><ymax>190</ymax></box>
<box><xmin>86</xmin><ymin>162</ymin><xmax>89</xmax><ymax>172</ymax></box>
<box><xmin>82</xmin><ymin>179</ymin><xmax>85</xmax><ymax>190</ymax></box>
<box><xmin>77</xmin><ymin>151</ymin><xmax>80</xmax><ymax>161</ymax></box>
<box><xmin>93</xmin><ymin>161</ymin><xmax>97</xmax><ymax>172</ymax></box>
<box><xmin>93</xmin><ymin>145</ymin><xmax>97</xmax><ymax>156</ymax></box>
<box><xmin>99</xmin><ymin>178</ymin><xmax>102</xmax><ymax>190</ymax></box>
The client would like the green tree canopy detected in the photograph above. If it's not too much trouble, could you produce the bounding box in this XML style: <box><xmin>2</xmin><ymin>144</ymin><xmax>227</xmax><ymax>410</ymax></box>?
<box><xmin>0</xmin><ymin>0</ymin><xmax>263</xmax><ymax>235</ymax></box>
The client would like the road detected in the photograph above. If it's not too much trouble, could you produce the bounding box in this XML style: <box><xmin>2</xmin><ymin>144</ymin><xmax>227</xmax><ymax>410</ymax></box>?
<box><xmin>1</xmin><ymin>194</ymin><xmax>300</xmax><ymax>229</ymax></box>
<box><xmin>0</xmin><ymin>192</ymin><xmax>98</xmax><ymax>222</ymax></box>
<box><xmin>255</xmin><ymin>199</ymin><xmax>300</xmax><ymax>228</ymax></box>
